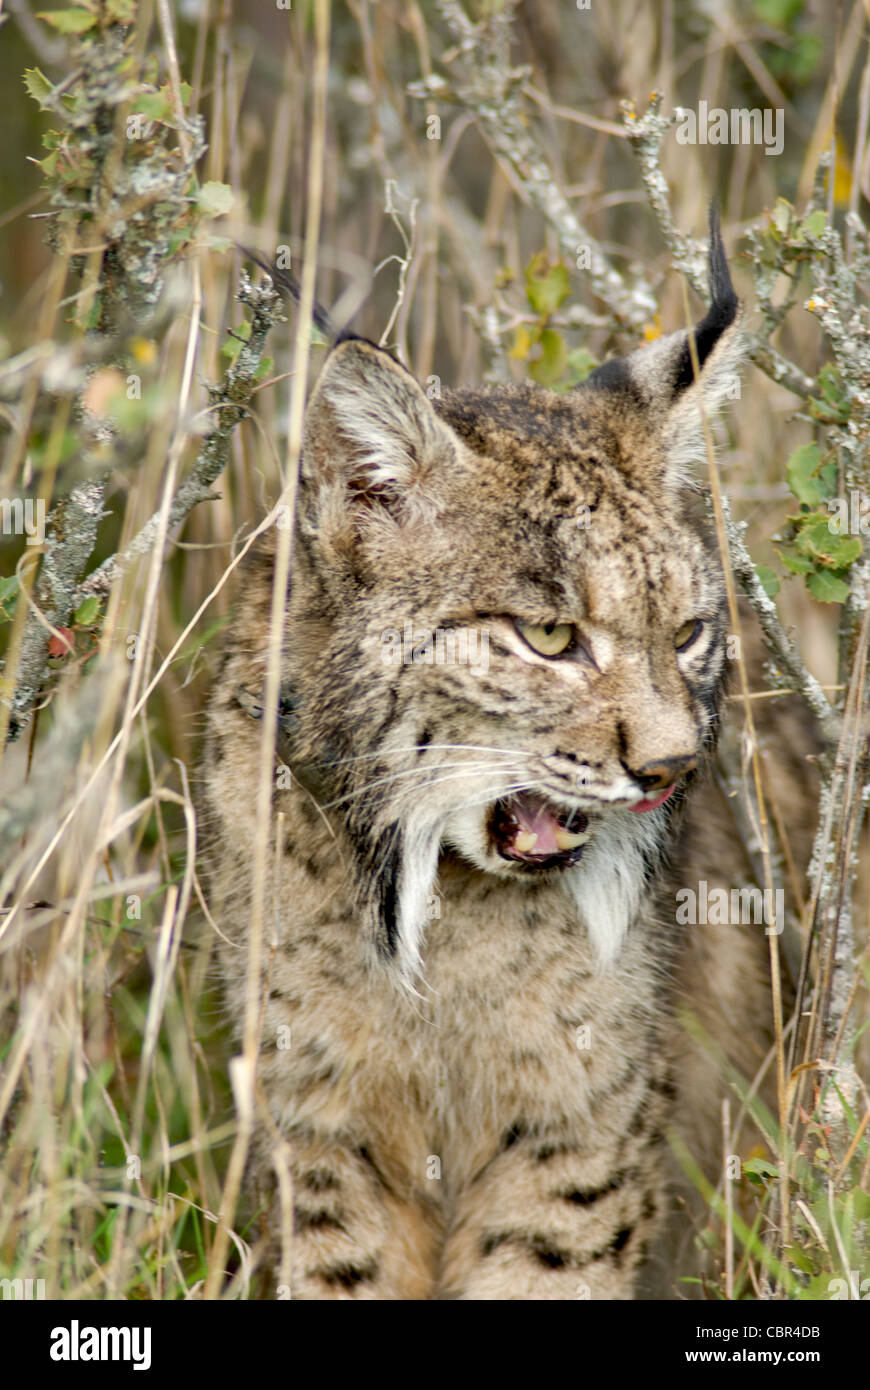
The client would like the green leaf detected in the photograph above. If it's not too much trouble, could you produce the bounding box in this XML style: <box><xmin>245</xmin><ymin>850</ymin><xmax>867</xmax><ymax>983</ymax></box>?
<box><xmin>525</xmin><ymin>255</ymin><xmax>571</xmax><ymax>317</ymax></box>
<box><xmin>104</xmin><ymin>0</ymin><xmax>136</xmax><ymax>20</ymax></box>
<box><xmin>788</xmin><ymin>507</ymin><xmax>829</xmax><ymax>532</ymax></box>
<box><xmin>754</xmin><ymin>0</ymin><xmax>805</xmax><ymax>28</ymax></box>
<box><xmin>789</xmin><ymin>35</ymin><xmax>822</xmax><ymax>84</ymax></box>
<box><xmin>807</xmin><ymin>569</ymin><xmax>849</xmax><ymax>603</ymax></box>
<box><xmin>785</xmin><ymin>1245</ymin><xmax>814</xmax><ymax>1276</ymax></box>
<box><xmin>802</xmin><ymin>210</ymin><xmax>827</xmax><ymax>239</ymax></box>
<box><xmin>37</xmin><ymin>8</ymin><xmax>97</xmax><ymax>33</ymax></box>
<box><xmin>808</xmin><ymin>398</ymin><xmax>840</xmax><ymax>424</ymax></box>
<box><xmin>775</xmin><ymin>542</ymin><xmax>815</xmax><ymax>575</ymax></box>
<box><xmin>0</xmin><ymin>573</ymin><xmax>19</xmax><ymax>622</ymax></box>
<box><xmin>802</xmin><ymin>1272</ymin><xmax>841</xmax><ymax>1300</ymax></box>
<box><xmin>818</xmin><ymin>365</ymin><xmax>846</xmax><ymax>408</ymax></box>
<box><xmin>221</xmin><ymin>321</ymin><xmax>252</xmax><ymax>363</ymax></box>
<box><xmin>528</xmin><ymin>327</ymin><xmax>567</xmax><ymax>385</ymax></box>
<box><xmin>254</xmin><ymin>356</ymin><xmax>274</xmax><ymax>383</ymax></box>
<box><xmin>819</xmin><ymin>460</ymin><xmax>838</xmax><ymax>493</ymax></box>
<box><xmin>786</xmin><ymin>443</ymin><xmax>833</xmax><ymax>507</ymax></box>
<box><xmin>809</xmin><ymin>365</ymin><xmax>850</xmax><ymax>424</ymax></box>
<box><xmin>771</xmin><ymin>198</ymin><xmax>792</xmax><ymax>235</ymax></box>
<box><xmin>795</xmin><ymin>519</ymin><xmax>861</xmax><ymax>568</ymax></box>
<box><xmin>166</xmin><ymin>226</ymin><xmax>195</xmax><ymax>258</ymax></box>
<box><xmin>743</xmin><ymin>1156</ymin><xmax>779</xmax><ymax>1181</ymax></box>
<box><xmin>853</xmin><ymin>1190</ymin><xmax>870</xmax><ymax>1221</ymax></box>
<box><xmin>136</xmin><ymin>91</ymin><xmax>172</xmax><ymax>122</ymax></box>
<box><xmin>136</xmin><ymin>83</ymin><xmax>191</xmax><ymax>123</ymax></box>
<box><xmin>198</xmin><ymin>181</ymin><xmax>234</xmax><ymax>217</ymax></box>
<box><xmin>755</xmin><ymin>564</ymin><xmax>780</xmax><ymax>598</ymax></box>
<box><xmin>73</xmin><ymin>595</ymin><xmax>100</xmax><ymax>626</ymax></box>
<box><xmin>824</xmin><ymin>530</ymin><xmax>862</xmax><ymax>567</ymax></box>
<box><xmin>23</xmin><ymin>68</ymin><xmax>55</xmax><ymax>110</ymax></box>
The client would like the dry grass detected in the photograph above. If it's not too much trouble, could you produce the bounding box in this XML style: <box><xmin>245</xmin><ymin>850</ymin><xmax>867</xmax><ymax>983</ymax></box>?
<box><xmin>0</xmin><ymin>0</ymin><xmax>867</xmax><ymax>1299</ymax></box>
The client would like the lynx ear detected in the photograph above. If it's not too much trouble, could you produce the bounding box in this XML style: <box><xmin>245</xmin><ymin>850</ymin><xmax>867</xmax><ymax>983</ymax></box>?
<box><xmin>300</xmin><ymin>336</ymin><xmax>461</xmax><ymax>527</ymax></box>
<box><xmin>587</xmin><ymin>208</ymin><xmax>742</xmax><ymax>489</ymax></box>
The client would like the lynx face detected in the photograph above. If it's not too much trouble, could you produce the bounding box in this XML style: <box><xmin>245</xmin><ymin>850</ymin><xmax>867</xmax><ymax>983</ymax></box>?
<box><xmin>282</xmin><ymin>223</ymin><xmax>741</xmax><ymax>979</ymax></box>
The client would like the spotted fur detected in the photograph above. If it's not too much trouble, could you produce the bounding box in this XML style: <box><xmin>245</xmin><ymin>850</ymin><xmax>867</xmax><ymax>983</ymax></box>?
<box><xmin>200</xmin><ymin>218</ymin><xmax>811</xmax><ymax>1298</ymax></box>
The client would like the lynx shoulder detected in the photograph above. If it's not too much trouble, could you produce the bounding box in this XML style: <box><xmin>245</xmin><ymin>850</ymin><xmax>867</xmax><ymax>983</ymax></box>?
<box><xmin>201</xmin><ymin>217</ymin><xmax>811</xmax><ymax>1299</ymax></box>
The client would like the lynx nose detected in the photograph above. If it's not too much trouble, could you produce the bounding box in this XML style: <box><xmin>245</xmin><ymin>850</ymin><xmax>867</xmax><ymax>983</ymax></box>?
<box><xmin>629</xmin><ymin>754</ymin><xmax>697</xmax><ymax>792</ymax></box>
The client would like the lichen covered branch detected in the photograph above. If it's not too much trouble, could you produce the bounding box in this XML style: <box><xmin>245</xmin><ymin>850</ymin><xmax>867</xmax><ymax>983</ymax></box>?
<box><xmin>73</xmin><ymin>271</ymin><xmax>283</xmax><ymax>607</ymax></box>
<box><xmin>423</xmin><ymin>0</ymin><xmax>656</xmax><ymax>332</ymax></box>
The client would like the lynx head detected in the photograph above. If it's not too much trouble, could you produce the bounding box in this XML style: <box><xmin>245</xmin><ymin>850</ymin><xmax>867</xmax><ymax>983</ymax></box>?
<box><xmin>287</xmin><ymin>215</ymin><xmax>742</xmax><ymax>980</ymax></box>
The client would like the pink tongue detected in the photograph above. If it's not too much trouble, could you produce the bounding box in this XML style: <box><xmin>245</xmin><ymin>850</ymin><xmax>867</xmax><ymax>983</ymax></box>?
<box><xmin>512</xmin><ymin>798</ymin><xmax>562</xmax><ymax>854</ymax></box>
<box><xmin>629</xmin><ymin>785</ymin><xmax>676</xmax><ymax>814</ymax></box>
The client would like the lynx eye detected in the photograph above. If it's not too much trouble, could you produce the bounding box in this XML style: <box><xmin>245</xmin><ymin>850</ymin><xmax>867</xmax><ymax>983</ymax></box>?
<box><xmin>675</xmin><ymin>619</ymin><xmax>703</xmax><ymax>651</ymax></box>
<box><xmin>515</xmin><ymin>620</ymin><xmax>574</xmax><ymax>657</ymax></box>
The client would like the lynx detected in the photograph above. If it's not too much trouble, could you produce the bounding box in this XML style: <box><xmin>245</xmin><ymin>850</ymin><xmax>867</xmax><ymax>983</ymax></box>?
<box><xmin>201</xmin><ymin>218</ymin><xmax>815</xmax><ymax>1299</ymax></box>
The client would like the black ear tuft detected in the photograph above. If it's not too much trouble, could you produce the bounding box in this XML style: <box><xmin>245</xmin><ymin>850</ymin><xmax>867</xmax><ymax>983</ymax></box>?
<box><xmin>671</xmin><ymin>204</ymin><xmax>738</xmax><ymax>392</ymax></box>
<box><xmin>576</xmin><ymin>207</ymin><xmax>743</xmax><ymax>490</ymax></box>
<box><xmin>707</xmin><ymin>203</ymin><xmax>737</xmax><ymax>316</ymax></box>
<box><xmin>238</xmin><ymin>244</ymin><xmax>337</xmax><ymax>339</ymax></box>
<box><xmin>580</xmin><ymin>206</ymin><xmax>739</xmax><ymax>404</ymax></box>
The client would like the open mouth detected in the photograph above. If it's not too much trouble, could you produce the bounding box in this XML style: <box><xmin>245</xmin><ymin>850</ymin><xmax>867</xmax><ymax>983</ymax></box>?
<box><xmin>488</xmin><ymin>781</ymin><xmax>678</xmax><ymax>870</ymax></box>
<box><xmin>489</xmin><ymin>793</ymin><xmax>591</xmax><ymax>869</ymax></box>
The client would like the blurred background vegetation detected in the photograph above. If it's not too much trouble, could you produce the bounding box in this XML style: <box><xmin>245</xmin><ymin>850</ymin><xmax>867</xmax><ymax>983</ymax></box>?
<box><xmin>0</xmin><ymin>0</ymin><xmax>867</xmax><ymax>1300</ymax></box>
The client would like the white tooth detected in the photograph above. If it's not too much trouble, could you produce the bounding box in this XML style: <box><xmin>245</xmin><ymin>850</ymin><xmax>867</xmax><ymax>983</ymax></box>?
<box><xmin>554</xmin><ymin>829</ymin><xmax>589</xmax><ymax>850</ymax></box>
<box><xmin>514</xmin><ymin>831</ymin><xmax>539</xmax><ymax>853</ymax></box>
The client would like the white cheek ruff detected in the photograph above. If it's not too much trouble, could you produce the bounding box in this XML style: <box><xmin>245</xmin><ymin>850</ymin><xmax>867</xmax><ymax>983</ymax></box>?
<box><xmin>441</xmin><ymin>804</ymin><xmax>495</xmax><ymax>872</ymax></box>
<box><xmin>562</xmin><ymin>809</ymin><xmax>664</xmax><ymax>966</ymax></box>
<box><xmin>393</xmin><ymin>815</ymin><xmax>445</xmax><ymax>985</ymax></box>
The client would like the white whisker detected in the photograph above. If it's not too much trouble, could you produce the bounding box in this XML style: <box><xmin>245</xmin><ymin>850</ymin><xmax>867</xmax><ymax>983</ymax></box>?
<box><xmin>320</xmin><ymin>742</ymin><xmax>536</xmax><ymax>769</ymax></box>
<box><xmin>341</xmin><ymin>769</ymin><xmax>526</xmax><ymax>818</ymax></box>
<box><xmin>446</xmin><ymin>781</ymin><xmax>541</xmax><ymax>817</ymax></box>
<box><xmin>322</xmin><ymin>758</ymin><xmax>518</xmax><ymax>810</ymax></box>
